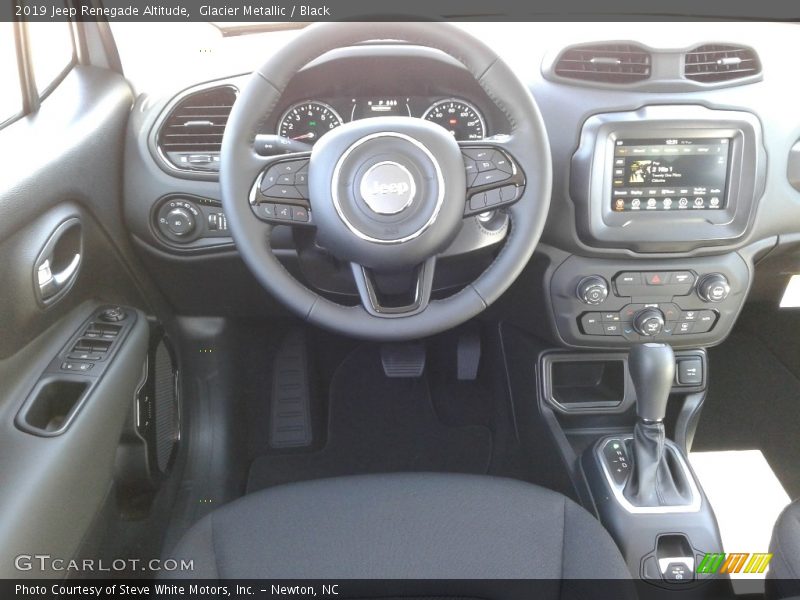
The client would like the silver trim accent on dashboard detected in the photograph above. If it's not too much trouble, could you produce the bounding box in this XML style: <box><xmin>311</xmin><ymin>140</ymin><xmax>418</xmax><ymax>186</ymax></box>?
<box><xmin>154</xmin><ymin>83</ymin><xmax>239</xmax><ymax>175</ymax></box>
<box><xmin>597</xmin><ymin>435</ymin><xmax>702</xmax><ymax>514</ymax></box>
<box><xmin>421</xmin><ymin>97</ymin><xmax>487</xmax><ymax>141</ymax></box>
<box><xmin>275</xmin><ymin>100</ymin><xmax>344</xmax><ymax>141</ymax></box>
<box><xmin>331</xmin><ymin>132</ymin><xmax>445</xmax><ymax>245</ymax></box>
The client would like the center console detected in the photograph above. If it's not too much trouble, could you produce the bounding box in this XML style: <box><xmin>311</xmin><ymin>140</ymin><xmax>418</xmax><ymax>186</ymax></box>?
<box><xmin>547</xmin><ymin>104</ymin><xmax>767</xmax><ymax>350</ymax></box>
<box><xmin>532</xmin><ymin>104</ymin><xmax>768</xmax><ymax>594</ymax></box>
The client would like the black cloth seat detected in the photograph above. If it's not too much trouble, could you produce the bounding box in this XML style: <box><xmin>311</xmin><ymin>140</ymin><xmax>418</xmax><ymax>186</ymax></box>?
<box><xmin>769</xmin><ymin>500</ymin><xmax>800</xmax><ymax>598</ymax></box>
<box><xmin>168</xmin><ymin>473</ymin><xmax>630</xmax><ymax>585</ymax></box>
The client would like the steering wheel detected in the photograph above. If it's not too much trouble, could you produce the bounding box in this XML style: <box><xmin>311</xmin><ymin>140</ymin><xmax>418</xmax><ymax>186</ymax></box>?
<box><xmin>220</xmin><ymin>22</ymin><xmax>552</xmax><ymax>341</ymax></box>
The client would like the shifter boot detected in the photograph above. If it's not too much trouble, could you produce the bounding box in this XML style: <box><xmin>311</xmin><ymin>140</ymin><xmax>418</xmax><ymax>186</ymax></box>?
<box><xmin>623</xmin><ymin>421</ymin><xmax>693</xmax><ymax>507</ymax></box>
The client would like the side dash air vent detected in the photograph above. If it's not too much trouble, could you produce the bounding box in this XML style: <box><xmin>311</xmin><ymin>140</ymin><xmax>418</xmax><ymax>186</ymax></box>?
<box><xmin>684</xmin><ymin>44</ymin><xmax>761</xmax><ymax>83</ymax></box>
<box><xmin>157</xmin><ymin>85</ymin><xmax>237</xmax><ymax>172</ymax></box>
<box><xmin>554</xmin><ymin>43</ymin><xmax>651</xmax><ymax>84</ymax></box>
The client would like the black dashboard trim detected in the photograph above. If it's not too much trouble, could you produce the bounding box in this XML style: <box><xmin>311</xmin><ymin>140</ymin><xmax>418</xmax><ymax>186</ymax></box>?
<box><xmin>570</xmin><ymin>105</ymin><xmax>766</xmax><ymax>253</ymax></box>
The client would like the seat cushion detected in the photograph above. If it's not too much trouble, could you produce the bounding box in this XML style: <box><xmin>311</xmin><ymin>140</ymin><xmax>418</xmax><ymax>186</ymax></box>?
<box><xmin>769</xmin><ymin>500</ymin><xmax>800</xmax><ymax>598</ymax></box>
<box><xmin>167</xmin><ymin>472</ymin><xmax>630</xmax><ymax>580</ymax></box>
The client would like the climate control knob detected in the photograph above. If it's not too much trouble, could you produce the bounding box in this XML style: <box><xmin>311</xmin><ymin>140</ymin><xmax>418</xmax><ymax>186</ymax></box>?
<box><xmin>164</xmin><ymin>207</ymin><xmax>196</xmax><ymax>237</ymax></box>
<box><xmin>576</xmin><ymin>276</ymin><xmax>609</xmax><ymax>306</ymax></box>
<box><xmin>633</xmin><ymin>308</ymin><xmax>665</xmax><ymax>337</ymax></box>
<box><xmin>697</xmin><ymin>273</ymin><xmax>730</xmax><ymax>303</ymax></box>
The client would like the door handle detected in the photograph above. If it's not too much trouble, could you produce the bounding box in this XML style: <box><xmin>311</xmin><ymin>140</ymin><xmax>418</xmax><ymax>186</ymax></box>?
<box><xmin>37</xmin><ymin>253</ymin><xmax>81</xmax><ymax>300</ymax></box>
<box><xmin>34</xmin><ymin>218</ymin><xmax>83</xmax><ymax>306</ymax></box>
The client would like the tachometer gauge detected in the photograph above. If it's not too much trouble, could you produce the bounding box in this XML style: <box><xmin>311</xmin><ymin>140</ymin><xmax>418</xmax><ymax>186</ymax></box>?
<box><xmin>277</xmin><ymin>101</ymin><xmax>344</xmax><ymax>144</ymax></box>
<box><xmin>422</xmin><ymin>99</ymin><xmax>486</xmax><ymax>141</ymax></box>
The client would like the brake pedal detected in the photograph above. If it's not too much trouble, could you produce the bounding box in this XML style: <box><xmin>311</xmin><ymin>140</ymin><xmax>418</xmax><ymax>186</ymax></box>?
<box><xmin>381</xmin><ymin>342</ymin><xmax>426</xmax><ymax>378</ymax></box>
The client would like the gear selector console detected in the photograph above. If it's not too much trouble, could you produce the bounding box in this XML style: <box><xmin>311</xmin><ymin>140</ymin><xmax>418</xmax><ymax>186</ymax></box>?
<box><xmin>582</xmin><ymin>343</ymin><xmax>724</xmax><ymax>590</ymax></box>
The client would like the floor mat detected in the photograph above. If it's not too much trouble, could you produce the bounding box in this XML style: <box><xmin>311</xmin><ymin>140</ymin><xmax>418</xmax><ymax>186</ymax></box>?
<box><xmin>247</xmin><ymin>344</ymin><xmax>493</xmax><ymax>492</ymax></box>
<box><xmin>692</xmin><ymin>329</ymin><xmax>800</xmax><ymax>499</ymax></box>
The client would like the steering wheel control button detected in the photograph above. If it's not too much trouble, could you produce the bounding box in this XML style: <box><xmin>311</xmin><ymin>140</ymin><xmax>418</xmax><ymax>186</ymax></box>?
<box><xmin>460</xmin><ymin>146</ymin><xmax>525</xmax><ymax>216</ymax></box>
<box><xmin>358</xmin><ymin>161</ymin><xmax>416</xmax><ymax>215</ymax></box>
<box><xmin>250</xmin><ymin>157</ymin><xmax>316</xmax><ymax>226</ymax></box>
<box><xmin>469</xmin><ymin>193</ymin><xmax>487</xmax><ymax>212</ymax></box>
<box><xmin>474</xmin><ymin>169</ymin><xmax>510</xmax><ymax>187</ymax></box>
<box><xmin>577</xmin><ymin>276</ymin><xmax>609</xmax><ymax>305</ymax></box>
<box><xmin>463</xmin><ymin>157</ymin><xmax>478</xmax><ymax>186</ymax></box>
<box><xmin>275</xmin><ymin>205</ymin><xmax>292</xmax><ymax>220</ymax></box>
<box><xmin>291</xmin><ymin>206</ymin><xmax>310</xmax><ymax>222</ymax></box>
<box><xmin>492</xmin><ymin>151</ymin><xmax>514</xmax><ymax>175</ymax></box>
<box><xmin>500</xmin><ymin>185</ymin><xmax>520</xmax><ymax>202</ymax></box>
<box><xmin>633</xmin><ymin>308</ymin><xmax>666</xmax><ymax>336</ymax></box>
<box><xmin>485</xmin><ymin>188</ymin><xmax>503</xmax><ymax>207</ymax></box>
<box><xmin>697</xmin><ymin>273</ymin><xmax>731</xmax><ymax>302</ymax></box>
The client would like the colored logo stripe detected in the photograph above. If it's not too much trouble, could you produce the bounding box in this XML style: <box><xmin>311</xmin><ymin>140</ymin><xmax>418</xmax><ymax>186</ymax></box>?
<box><xmin>697</xmin><ymin>553</ymin><xmax>773</xmax><ymax>574</ymax></box>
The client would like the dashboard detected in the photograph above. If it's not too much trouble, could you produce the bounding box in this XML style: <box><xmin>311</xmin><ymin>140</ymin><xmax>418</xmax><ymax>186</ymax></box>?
<box><xmin>122</xmin><ymin>23</ymin><xmax>800</xmax><ymax>349</ymax></box>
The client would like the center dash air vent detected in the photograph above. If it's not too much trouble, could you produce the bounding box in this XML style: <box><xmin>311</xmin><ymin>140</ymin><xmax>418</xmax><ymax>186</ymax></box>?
<box><xmin>157</xmin><ymin>85</ymin><xmax>237</xmax><ymax>172</ymax></box>
<box><xmin>554</xmin><ymin>43</ymin><xmax>651</xmax><ymax>84</ymax></box>
<box><xmin>684</xmin><ymin>44</ymin><xmax>761</xmax><ymax>83</ymax></box>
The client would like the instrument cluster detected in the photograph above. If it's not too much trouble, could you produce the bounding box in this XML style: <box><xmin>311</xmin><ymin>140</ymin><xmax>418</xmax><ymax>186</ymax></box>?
<box><xmin>276</xmin><ymin>97</ymin><xmax>487</xmax><ymax>144</ymax></box>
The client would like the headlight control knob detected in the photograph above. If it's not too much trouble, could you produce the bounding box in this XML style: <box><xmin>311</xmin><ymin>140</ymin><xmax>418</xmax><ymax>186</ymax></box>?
<box><xmin>165</xmin><ymin>207</ymin><xmax>196</xmax><ymax>236</ymax></box>
<box><xmin>633</xmin><ymin>308</ymin><xmax>665</xmax><ymax>337</ymax></box>
<box><xmin>576</xmin><ymin>276</ymin><xmax>609</xmax><ymax>305</ymax></box>
<box><xmin>697</xmin><ymin>273</ymin><xmax>730</xmax><ymax>303</ymax></box>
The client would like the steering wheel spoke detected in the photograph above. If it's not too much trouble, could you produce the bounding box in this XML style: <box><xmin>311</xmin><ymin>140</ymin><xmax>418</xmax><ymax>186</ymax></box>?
<box><xmin>249</xmin><ymin>152</ymin><xmax>315</xmax><ymax>227</ymax></box>
<box><xmin>459</xmin><ymin>139</ymin><xmax>526</xmax><ymax>217</ymax></box>
<box><xmin>350</xmin><ymin>257</ymin><xmax>436</xmax><ymax>318</ymax></box>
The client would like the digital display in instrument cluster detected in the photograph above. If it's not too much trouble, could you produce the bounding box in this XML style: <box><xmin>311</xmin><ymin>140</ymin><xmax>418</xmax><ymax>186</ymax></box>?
<box><xmin>350</xmin><ymin>98</ymin><xmax>412</xmax><ymax>120</ymax></box>
<box><xmin>611</xmin><ymin>137</ymin><xmax>731</xmax><ymax>212</ymax></box>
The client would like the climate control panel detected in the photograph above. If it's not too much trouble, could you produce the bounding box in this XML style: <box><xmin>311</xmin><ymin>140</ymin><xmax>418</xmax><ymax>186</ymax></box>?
<box><xmin>548</xmin><ymin>254</ymin><xmax>750</xmax><ymax>348</ymax></box>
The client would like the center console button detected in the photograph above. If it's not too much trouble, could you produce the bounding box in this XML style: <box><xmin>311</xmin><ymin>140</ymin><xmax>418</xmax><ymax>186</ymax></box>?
<box><xmin>677</xmin><ymin>358</ymin><xmax>703</xmax><ymax>385</ymax></box>
<box><xmin>603</xmin><ymin>323</ymin><xmax>622</xmax><ymax>335</ymax></box>
<box><xmin>693</xmin><ymin>310</ymin><xmax>717</xmax><ymax>333</ymax></box>
<box><xmin>615</xmin><ymin>272</ymin><xmax>644</xmax><ymax>296</ymax></box>
<box><xmin>697</xmin><ymin>273</ymin><xmax>731</xmax><ymax>302</ymax></box>
<box><xmin>577</xmin><ymin>276</ymin><xmax>609</xmax><ymax>305</ymax></box>
<box><xmin>633</xmin><ymin>308</ymin><xmax>665</xmax><ymax>336</ymax></box>
<box><xmin>675</xmin><ymin>321</ymin><xmax>694</xmax><ymax>335</ymax></box>
<box><xmin>644</xmin><ymin>272</ymin><xmax>670</xmax><ymax>286</ymax></box>
<box><xmin>580</xmin><ymin>313</ymin><xmax>604</xmax><ymax>336</ymax></box>
<box><xmin>663</xmin><ymin>561</ymin><xmax>694</xmax><ymax>583</ymax></box>
<box><xmin>670</xmin><ymin>271</ymin><xmax>695</xmax><ymax>286</ymax></box>
<box><xmin>659</xmin><ymin>303</ymin><xmax>680</xmax><ymax>321</ymax></box>
<box><xmin>602</xmin><ymin>312</ymin><xmax>620</xmax><ymax>322</ymax></box>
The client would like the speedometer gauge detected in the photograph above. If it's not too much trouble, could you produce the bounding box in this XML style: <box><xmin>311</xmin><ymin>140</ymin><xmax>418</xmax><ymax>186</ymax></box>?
<box><xmin>422</xmin><ymin>99</ymin><xmax>486</xmax><ymax>141</ymax></box>
<box><xmin>277</xmin><ymin>101</ymin><xmax>343</xmax><ymax>144</ymax></box>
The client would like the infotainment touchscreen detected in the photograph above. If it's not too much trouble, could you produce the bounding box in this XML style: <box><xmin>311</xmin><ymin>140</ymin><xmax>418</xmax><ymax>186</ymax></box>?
<box><xmin>611</xmin><ymin>137</ymin><xmax>731</xmax><ymax>212</ymax></box>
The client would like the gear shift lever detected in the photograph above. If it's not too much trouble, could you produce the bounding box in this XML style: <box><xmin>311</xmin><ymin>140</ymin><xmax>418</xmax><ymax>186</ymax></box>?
<box><xmin>624</xmin><ymin>343</ymin><xmax>692</xmax><ymax>507</ymax></box>
<box><xmin>628</xmin><ymin>343</ymin><xmax>675</xmax><ymax>423</ymax></box>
